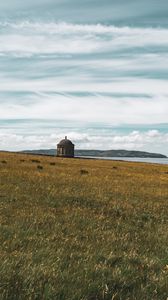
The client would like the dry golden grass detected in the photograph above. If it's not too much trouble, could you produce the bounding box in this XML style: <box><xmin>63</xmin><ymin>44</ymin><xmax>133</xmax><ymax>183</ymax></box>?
<box><xmin>0</xmin><ymin>151</ymin><xmax>168</xmax><ymax>300</ymax></box>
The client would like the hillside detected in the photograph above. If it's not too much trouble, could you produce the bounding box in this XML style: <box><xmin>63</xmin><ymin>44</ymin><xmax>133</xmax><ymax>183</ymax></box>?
<box><xmin>0</xmin><ymin>152</ymin><xmax>168</xmax><ymax>300</ymax></box>
<box><xmin>22</xmin><ymin>149</ymin><xmax>167</xmax><ymax>158</ymax></box>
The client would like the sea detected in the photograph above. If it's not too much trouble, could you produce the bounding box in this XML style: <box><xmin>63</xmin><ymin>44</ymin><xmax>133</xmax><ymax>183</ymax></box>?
<box><xmin>79</xmin><ymin>157</ymin><xmax>168</xmax><ymax>165</ymax></box>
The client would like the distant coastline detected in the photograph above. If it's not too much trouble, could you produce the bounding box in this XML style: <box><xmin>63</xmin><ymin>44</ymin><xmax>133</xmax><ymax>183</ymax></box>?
<box><xmin>21</xmin><ymin>149</ymin><xmax>167</xmax><ymax>158</ymax></box>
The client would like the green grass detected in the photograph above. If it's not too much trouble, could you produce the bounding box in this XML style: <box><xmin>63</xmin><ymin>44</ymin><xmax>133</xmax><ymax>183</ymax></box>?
<box><xmin>0</xmin><ymin>152</ymin><xmax>168</xmax><ymax>300</ymax></box>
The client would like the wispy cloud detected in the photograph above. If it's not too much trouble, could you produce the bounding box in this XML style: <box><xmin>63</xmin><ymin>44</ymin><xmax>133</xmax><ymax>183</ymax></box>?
<box><xmin>0</xmin><ymin>22</ymin><xmax>168</xmax><ymax>56</ymax></box>
<box><xmin>0</xmin><ymin>92</ymin><xmax>167</xmax><ymax>125</ymax></box>
<box><xmin>0</xmin><ymin>0</ymin><xmax>167</xmax><ymax>26</ymax></box>
<box><xmin>0</xmin><ymin>76</ymin><xmax>168</xmax><ymax>96</ymax></box>
<box><xmin>0</xmin><ymin>19</ymin><xmax>167</xmax><ymax>153</ymax></box>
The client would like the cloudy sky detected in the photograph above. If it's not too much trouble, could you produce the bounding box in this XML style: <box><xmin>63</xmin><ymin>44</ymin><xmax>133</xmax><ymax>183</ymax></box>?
<box><xmin>0</xmin><ymin>0</ymin><xmax>168</xmax><ymax>155</ymax></box>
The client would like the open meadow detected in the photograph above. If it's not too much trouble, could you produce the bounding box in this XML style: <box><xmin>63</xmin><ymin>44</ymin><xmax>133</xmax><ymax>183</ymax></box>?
<box><xmin>0</xmin><ymin>151</ymin><xmax>168</xmax><ymax>300</ymax></box>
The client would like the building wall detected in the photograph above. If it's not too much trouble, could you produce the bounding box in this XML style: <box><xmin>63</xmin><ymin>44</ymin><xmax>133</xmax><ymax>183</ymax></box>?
<box><xmin>57</xmin><ymin>145</ymin><xmax>74</xmax><ymax>157</ymax></box>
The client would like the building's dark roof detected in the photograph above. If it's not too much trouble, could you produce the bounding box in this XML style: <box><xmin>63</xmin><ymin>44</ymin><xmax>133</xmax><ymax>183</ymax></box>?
<box><xmin>58</xmin><ymin>137</ymin><xmax>74</xmax><ymax>146</ymax></box>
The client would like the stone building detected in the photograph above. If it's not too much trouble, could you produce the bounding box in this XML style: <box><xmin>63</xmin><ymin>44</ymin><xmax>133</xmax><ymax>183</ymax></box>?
<box><xmin>57</xmin><ymin>136</ymin><xmax>75</xmax><ymax>158</ymax></box>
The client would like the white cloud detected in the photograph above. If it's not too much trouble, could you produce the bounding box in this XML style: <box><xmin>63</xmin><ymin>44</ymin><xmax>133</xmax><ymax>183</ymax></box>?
<box><xmin>0</xmin><ymin>21</ymin><xmax>167</xmax><ymax>154</ymax></box>
<box><xmin>0</xmin><ymin>92</ymin><xmax>167</xmax><ymax>125</ymax></box>
<box><xmin>0</xmin><ymin>76</ymin><xmax>168</xmax><ymax>96</ymax></box>
<box><xmin>1</xmin><ymin>21</ymin><xmax>168</xmax><ymax>37</ymax></box>
<box><xmin>0</xmin><ymin>22</ymin><xmax>168</xmax><ymax>56</ymax></box>
<box><xmin>0</xmin><ymin>130</ymin><xmax>168</xmax><ymax>154</ymax></box>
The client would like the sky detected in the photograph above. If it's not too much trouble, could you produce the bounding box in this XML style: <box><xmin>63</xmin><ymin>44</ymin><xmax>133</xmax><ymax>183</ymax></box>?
<box><xmin>0</xmin><ymin>0</ymin><xmax>168</xmax><ymax>155</ymax></box>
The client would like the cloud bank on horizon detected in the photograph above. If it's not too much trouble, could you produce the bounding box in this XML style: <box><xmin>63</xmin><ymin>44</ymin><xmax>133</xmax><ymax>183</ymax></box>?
<box><xmin>0</xmin><ymin>0</ymin><xmax>168</xmax><ymax>154</ymax></box>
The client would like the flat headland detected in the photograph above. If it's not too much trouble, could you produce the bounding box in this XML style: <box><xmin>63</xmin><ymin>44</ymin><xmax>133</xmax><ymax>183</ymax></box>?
<box><xmin>0</xmin><ymin>151</ymin><xmax>168</xmax><ymax>299</ymax></box>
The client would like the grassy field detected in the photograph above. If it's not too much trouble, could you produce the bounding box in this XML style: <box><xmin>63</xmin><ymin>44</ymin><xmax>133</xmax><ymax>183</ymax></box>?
<box><xmin>0</xmin><ymin>151</ymin><xmax>168</xmax><ymax>300</ymax></box>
